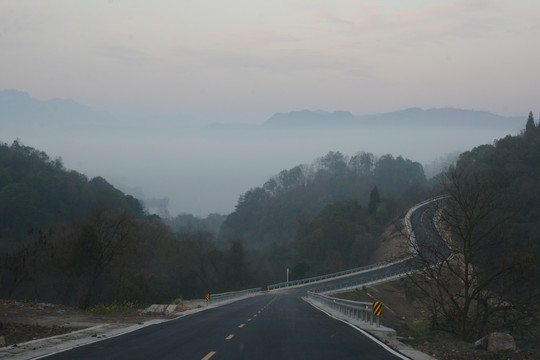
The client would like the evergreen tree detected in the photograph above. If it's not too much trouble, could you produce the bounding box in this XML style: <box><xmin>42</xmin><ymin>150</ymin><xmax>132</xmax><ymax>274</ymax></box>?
<box><xmin>367</xmin><ymin>186</ymin><xmax>380</xmax><ymax>216</ymax></box>
<box><xmin>525</xmin><ymin>111</ymin><xmax>535</xmax><ymax>135</ymax></box>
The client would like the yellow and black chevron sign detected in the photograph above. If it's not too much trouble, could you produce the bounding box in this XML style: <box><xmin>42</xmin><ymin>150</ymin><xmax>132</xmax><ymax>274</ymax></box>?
<box><xmin>206</xmin><ymin>293</ymin><xmax>210</xmax><ymax>301</ymax></box>
<box><xmin>373</xmin><ymin>301</ymin><xmax>382</xmax><ymax>316</ymax></box>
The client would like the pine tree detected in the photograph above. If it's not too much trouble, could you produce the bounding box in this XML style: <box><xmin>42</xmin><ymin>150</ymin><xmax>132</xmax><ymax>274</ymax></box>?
<box><xmin>525</xmin><ymin>111</ymin><xmax>535</xmax><ymax>135</ymax></box>
<box><xmin>368</xmin><ymin>186</ymin><xmax>380</xmax><ymax>217</ymax></box>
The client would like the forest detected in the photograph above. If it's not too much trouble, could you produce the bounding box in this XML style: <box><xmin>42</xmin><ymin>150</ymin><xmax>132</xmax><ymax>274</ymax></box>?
<box><xmin>219</xmin><ymin>151</ymin><xmax>427</xmax><ymax>247</ymax></box>
<box><xmin>0</xmin><ymin>113</ymin><xmax>539</xmax><ymax>311</ymax></box>
<box><xmin>403</xmin><ymin>112</ymin><xmax>540</xmax><ymax>342</ymax></box>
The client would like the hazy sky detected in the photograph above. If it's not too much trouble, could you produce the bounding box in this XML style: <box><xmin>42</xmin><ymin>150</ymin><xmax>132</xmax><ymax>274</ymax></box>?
<box><xmin>1</xmin><ymin>0</ymin><xmax>539</xmax><ymax>123</ymax></box>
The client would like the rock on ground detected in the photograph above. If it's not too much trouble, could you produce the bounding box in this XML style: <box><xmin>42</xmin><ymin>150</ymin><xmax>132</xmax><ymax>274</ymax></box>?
<box><xmin>487</xmin><ymin>332</ymin><xmax>516</xmax><ymax>352</ymax></box>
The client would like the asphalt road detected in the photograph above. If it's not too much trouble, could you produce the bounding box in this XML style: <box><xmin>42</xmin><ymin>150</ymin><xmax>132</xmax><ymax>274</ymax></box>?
<box><xmin>41</xmin><ymin>200</ymin><xmax>445</xmax><ymax>360</ymax></box>
<box><xmin>43</xmin><ymin>291</ymin><xmax>405</xmax><ymax>360</ymax></box>
<box><xmin>409</xmin><ymin>198</ymin><xmax>450</xmax><ymax>264</ymax></box>
<box><xmin>291</xmin><ymin>197</ymin><xmax>449</xmax><ymax>294</ymax></box>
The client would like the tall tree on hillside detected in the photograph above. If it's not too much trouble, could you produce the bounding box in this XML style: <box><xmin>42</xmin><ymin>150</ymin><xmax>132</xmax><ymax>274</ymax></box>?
<box><xmin>525</xmin><ymin>111</ymin><xmax>535</xmax><ymax>135</ymax></box>
<box><xmin>349</xmin><ymin>152</ymin><xmax>375</xmax><ymax>175</ymax></box>
<box><xmin>316</xmin><ymin>151</ymin><xmax>348</xmax><ymax>176</ymax></box>
<box><xmin>360</xmin><ymin>152</ymin><xmax>375</xmax><ymax>174</ymax></box>
<box><xmin>406</xmin><ymin>167</ymin><xmax>506</xmax><ymax>340</ymax></box>
<box><xmin>73</xmin><ymin>210</ymin><xmax>137</xmax><ymax>308</ymax></box>
<box><xmin>0</xmin><ymin>230</ymin><xmax>49</xmax><ymax>298</ymax></box>
<box><xmin>224</xmin><ymin>240</ymin><xmax>249</xmax><ymax>290</ymax></box>
<box><xmin>368</xmin><ymin>186</ymin><xmax>380</xmax><ymax>217</ymax></box>
<box><xmin>405</xmin><ymin>163</ymin><xmax>538</xmax><ymax>341</ymax></box>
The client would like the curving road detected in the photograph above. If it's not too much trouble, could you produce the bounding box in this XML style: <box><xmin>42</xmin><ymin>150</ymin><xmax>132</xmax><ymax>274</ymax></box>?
<box><xmin>38</xmin><ymin>199</ymin><xmax>446</xmax><ymax>360</ymax></box>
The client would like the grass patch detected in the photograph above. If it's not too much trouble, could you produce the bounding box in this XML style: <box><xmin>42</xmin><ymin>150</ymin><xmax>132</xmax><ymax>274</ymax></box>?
<box><xmin>399</xmin><ymin>318</ymin><xmax>454</xmax><ymax>345</ymax></box>
<box><xmin>172</xmin><ymin>297</ymin><xmax>183</xmax><ymax>305</ymax></box>
<box><xmin>87</xmin><ymin>301</ymin><xmax>138</xmax><ymax>315</ymax></box>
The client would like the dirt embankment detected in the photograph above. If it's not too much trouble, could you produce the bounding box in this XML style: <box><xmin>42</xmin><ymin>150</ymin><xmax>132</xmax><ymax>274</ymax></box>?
<box><xmin>0</xmin><ymin>299</ymin><xmax>205</xmax><ymax>347</ymax></box>
<box><xmin>336</xmin><ymin>281</ymin><xmax>538</xmax><ymax>360</ymax></box>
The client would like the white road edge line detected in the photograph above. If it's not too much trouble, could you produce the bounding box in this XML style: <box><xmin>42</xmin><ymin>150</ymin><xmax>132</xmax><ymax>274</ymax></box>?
<box><xmin>7</xmin><ymin>295</ymin><xmax>264</xmax><ymax>360</ymax></box>
<box><xmin>303</xmin><ymin>298</ymin><xmax>412</xmax><ymax>360</ymax></box>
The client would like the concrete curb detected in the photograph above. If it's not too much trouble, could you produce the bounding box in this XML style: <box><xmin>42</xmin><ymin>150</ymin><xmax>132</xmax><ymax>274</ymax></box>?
<box><xmin>0</xmin><ymin>295</ymin><xmax>261</xmax><ymax>360</ymax></box>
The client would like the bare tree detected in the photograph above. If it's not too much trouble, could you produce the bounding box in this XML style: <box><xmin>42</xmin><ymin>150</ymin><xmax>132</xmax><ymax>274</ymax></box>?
<box><xmin>0</xmin><ymin>229</ymin><xmax>49</xmax><ymax>299</ymax></box>
<box><xmin>69</xmin><ymin>210</ymin><xmax>137</xmax><ymax>308</ymax></box>
<box><xmin>404</xmin><ymin>166</ymin><xmax>520</xmax><ymax>340</ymax></box>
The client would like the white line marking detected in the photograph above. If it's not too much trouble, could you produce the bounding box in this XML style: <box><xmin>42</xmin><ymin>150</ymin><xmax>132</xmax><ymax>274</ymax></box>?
<box><xmin>304</xmin><ymin>298</ymin><xmax>411</xmax><ymax>360</ymax></box>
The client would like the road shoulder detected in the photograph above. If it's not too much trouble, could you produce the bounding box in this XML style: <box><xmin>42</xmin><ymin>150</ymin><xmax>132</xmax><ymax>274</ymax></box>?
<box><xmin>303</xmin><ymin>295</ymin><xmax>437</xmax><ymax>360</ymax></box>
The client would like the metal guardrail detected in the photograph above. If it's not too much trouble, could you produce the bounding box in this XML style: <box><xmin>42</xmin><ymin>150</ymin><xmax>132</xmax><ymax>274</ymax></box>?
<box><xmin>307</xmin><ymin>291</ymin><xmax>381</xmax><ymax>327</ymax></box>
<box><xmin>267</xmin><ymin>197</ymin><xmax>448</xmax><ymax>291</ymax></box>
<box><xmin>209</xmin><ymin>287</ymin><xmax>261</xmax><ymax>304</ymax></box>
<box><xmin>208</xmin><ymin>197</ymin><xmax>449</xmax><ymax>329</ymax></box>
<box><xmin>309</xmin><ymin>196</ymin><xmax>452</xmax><ymax>294</ymax></box>
<box><xmin>310</xmin><ymin>263</ymin><xmax>411</xmax><ymax>294</ymax></box>
<box><xmin>404</xmin><ymin>195</ymin><xmax>448</xmax><ymax>256</ymax></box>
<box><xmin>267</xmin><ymin>262</ymin><xmax>386</xmax><ymax>290</ymax></box>
<box><xmin>279</xmin><ymin>197</ymin><xmax>450</xmax><ymax>329</ymax></box>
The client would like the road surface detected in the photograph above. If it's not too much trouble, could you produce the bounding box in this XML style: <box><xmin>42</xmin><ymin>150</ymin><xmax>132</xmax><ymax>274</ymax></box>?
<box><xmin>40</xmin><ymin>200</ymin><xmax>445</xmax><ymax>360</ymax></box>
<box><xmin>42</xmin><ymin>292</ymin><xmax>404</xmax><ymax>360</ymax></box>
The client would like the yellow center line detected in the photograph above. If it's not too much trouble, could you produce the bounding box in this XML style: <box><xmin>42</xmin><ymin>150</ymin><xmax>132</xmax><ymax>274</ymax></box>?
<box><xmin>226</xmin><ymin>334</ymin><xmax>235</xmax><ymax>340</ymax></box>
<box><xmin>247</xmin><ymin>318</ymin><xmax>252</xmax><ymax>321</ymax></box>
<box><xmin>202</xmin><ymin>351</ymin><xmax>216</xmax><ymax>360</ymax></box>
<box><xmin>238</xmin><ymin>323</ymin><xmax>245</xmax><ymax>328</ymax></box>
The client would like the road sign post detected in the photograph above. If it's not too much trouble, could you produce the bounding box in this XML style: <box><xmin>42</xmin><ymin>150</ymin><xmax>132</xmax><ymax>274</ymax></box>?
<box><xmin>372</xmin><ymin>301</ymin><xmax>382</xmax><ymax>328</ymax></box>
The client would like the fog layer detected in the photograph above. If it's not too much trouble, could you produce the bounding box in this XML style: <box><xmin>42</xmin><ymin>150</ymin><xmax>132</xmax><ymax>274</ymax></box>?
<box><xmin>1</xmin><ymin>92</ymin><xmax>525</xmax><ymax>216</ymax></box>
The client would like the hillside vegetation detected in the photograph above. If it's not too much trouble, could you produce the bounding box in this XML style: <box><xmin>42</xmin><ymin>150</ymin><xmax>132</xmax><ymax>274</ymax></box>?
<box><xmin>0</xmin><ymin>140</ymin><xmax>143</xmax><ymax>247</ymax></box>
<box><xmin>0</xmin><ymin>141</ymin><xmax>258</xmax><ymax>306</ymax></box>
<box><xmin>450</xmin><ymin>112</ymin><xmax>540</xmax><ymax>284</ymax></box>
<box><xmin>0</xmin><ymin>113</ymin><xmax>538</xmax><ymax>315</ymax></box>
<box><xmin>336</xmin><ymin>113</ymin><xmax>540</xmax><ymax>352</ymax></box>
<box><xmin>219</xmin><ymin>151</ymin><xmax>427</xmax><ymax>248</ymax></box>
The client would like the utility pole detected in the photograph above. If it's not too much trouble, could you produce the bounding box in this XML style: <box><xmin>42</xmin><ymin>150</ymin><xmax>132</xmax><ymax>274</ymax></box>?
<box><xmin>287</xmin><ymin>268</ymin><xmax>289</xmax><ymax>286</ymax></box>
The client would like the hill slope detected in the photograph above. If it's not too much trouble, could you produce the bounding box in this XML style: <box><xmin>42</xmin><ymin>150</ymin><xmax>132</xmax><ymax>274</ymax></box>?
<box><xmin>0</xmin><ymin>140</ymin><xmax>144</xmax><ymax>247</ymax></box>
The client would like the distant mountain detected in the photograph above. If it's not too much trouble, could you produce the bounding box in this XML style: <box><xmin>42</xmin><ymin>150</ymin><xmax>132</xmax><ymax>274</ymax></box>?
<box><xmin>2</xmin><ymin>90</ymin><xmax>524</xmax><ymax>134</ymax></box>
<box><xmin>264</xmin><ymin>110</ymin><xmax>355</xmax><ymax>127</ymax></box>
<box><xmin>0</xmin><ymin>89</ymin><xmax>115</xmax><ymax>134</ymax></box>
<box><xmin>263</xmin><ymin>108</ymin><xmax>524</xmax><ymax>131</ymax></box>
<box><xmin>358</xmin><ymin>107</ymin><xmax>523</xmax><ymax>128</ymax></box>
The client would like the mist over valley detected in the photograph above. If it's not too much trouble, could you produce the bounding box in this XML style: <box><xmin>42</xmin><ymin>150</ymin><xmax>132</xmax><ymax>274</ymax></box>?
<box><xmin>1</xmin><ymin>90</ymin><xmax>526</xmax><ymax>217</ymax></box>
<box><xmin>2</xmin><ymin>3</ymin><xmax>539</xmax><ymax>354</ymax></box>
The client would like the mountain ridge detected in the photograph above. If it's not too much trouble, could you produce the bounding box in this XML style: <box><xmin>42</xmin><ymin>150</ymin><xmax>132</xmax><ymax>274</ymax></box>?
<box><xmin>263</xmin><ymin>107</ymin><xmax>524</xmax><ymax>129</ymax></box>
<box><xmin>0</xmin><ymin>89</ymin><xmax>115</xmax><ymax>135</ymax></box>
<box><xmin>1</xmin><ymin>89</ymin><xmax>525</xmax><ymax>132</ymax></box>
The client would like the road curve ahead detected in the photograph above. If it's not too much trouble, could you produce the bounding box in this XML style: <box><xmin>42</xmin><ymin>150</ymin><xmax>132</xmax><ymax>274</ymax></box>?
<box><xmin>42</xmin><ymin>291</ymin><xmax>406</xmax><ymax>360</ymax></box>
<box><xmin>40</xmin><ymin>199</ymin><xmax>449</xmax><ymax>360</ymax></box>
